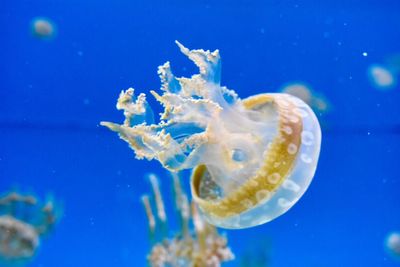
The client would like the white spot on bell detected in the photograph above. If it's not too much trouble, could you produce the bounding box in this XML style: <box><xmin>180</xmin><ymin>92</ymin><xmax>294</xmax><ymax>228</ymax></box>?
<box><xmin>267</xmin><ymin>173</ymin><xmax>281</xmax><ymax>184</ymax></box>
<box><xmin>301</xmin><ymin>153</ymin><xmax>313</xmax><ymax>163</ymax></box>
<box><xmin>282</xmin><ymin>180</ymin><xmax>301</xmax><ymax>192</ymax></box>
<box><xmin>287</xmin><ymin>143</ymin><xmax>298</xmax><ymax>155</ymax></box>
<box><xmin>301</xmin><ymin>131</ymin><xmax>314</xmax><ymax>146</ymax></box>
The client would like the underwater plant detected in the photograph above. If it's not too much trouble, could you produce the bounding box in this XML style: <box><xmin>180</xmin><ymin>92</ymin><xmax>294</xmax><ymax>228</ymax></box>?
<box><xmin>142</xmin><ymin>173</ymin><xmax>234</xmax><ymax>267</ymax></box>
<box><xmin>0</xmin><ymin>190</ymin><xmax>61</xmax><ymax>263</ymax></box>
<box><xmin>102</xmin><ymin>42</ymin><xmax>321</xmax><ymax>229</ymax></box>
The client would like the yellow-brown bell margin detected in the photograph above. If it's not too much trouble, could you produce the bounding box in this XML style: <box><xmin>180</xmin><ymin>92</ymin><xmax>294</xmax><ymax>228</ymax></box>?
<box><xmin>190</xmin><ymin>94</ymin><xmax>303</xmax><ymax>219</ymax></box>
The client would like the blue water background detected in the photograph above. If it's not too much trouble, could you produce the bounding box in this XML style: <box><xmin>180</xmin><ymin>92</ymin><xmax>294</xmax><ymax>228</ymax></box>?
<box><xmin>1</xmin><ymin>0</ymin><xmax>400</xmax><ymax>266</ymax></box>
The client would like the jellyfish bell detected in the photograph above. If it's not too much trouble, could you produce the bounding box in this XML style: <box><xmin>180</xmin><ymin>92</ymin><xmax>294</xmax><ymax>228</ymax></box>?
<box><xmin>191</xmin><ymin>93</ymin><xmax>321</xmax><ymax>228</ymax></box>
<box><xmin>102</xmin><ymin>41</ymin><xmax>321</xmax><ymax>229</ymax></box>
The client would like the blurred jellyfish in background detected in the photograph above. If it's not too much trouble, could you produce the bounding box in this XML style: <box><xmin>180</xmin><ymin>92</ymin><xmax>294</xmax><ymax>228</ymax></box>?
<box><xmin>367</xmin><ymin>53</ymin><xmax>400</xmax><ymax>91</ymax></box>
<box><xmin>367</xmin><ymin>64</ymin><xmax>397</xmax><ymax>90</ymax></box>
<box><xmin>385</xmin><ymin>231</ymin><xmax>400</xmax><ymax>261</ymax></box>
<box><xmin>141</xmin><ymin>172</ymin><xmax>234</xmax><ymax>267</ymax></box>
<box><xmin>31</xmin><ymin>17</ymin><xmax>57</xmax><ymax>40</ymax></box>
<box><xmin>280</xmin><ymin>82</ymin><xmax>331</xmax><ymax>116</ymax></box>
<box><xmin>0</xmin><ymin>190</ymin><xmax>61</xmax><ymax>264</ymax></box>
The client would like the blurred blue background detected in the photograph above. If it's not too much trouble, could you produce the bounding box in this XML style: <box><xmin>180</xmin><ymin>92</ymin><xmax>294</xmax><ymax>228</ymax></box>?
<box><xmin>1</xmin><ymin>0</ymin><xmax>400</xmax><ymax>266</ymax></box>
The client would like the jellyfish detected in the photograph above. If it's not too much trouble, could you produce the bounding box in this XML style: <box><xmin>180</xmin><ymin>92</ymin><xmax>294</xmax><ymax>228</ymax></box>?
<box><xmin>385</xmin><ymin>231</ymin><xmax>400</xmax><ymax>260</ymax></box>
<box><xmin>367</xmin><ymin>64</ymin><xmax>397</xmax><ymax>90</ymax></box>
<box><xmin>0</xmin><ymin>190</ymin><xmax>61</xmax><ymax>262</ymax></box>
<box><xmin>102</xmin><ymin>41</ymin><xmax>321</xmax><ymax>229</ymax></box>
<box><xmin>142</xmin><ymin>172</ymin><xmax>234</xmax><ymax>267</ymax></box>
<box><xmin>31</xmin><ymin>17</ymin><xmax>56</xmax><ymax>40</ymax></box>
<box><xmin>280</xmin><ymin>82</ymin><xmax>331</xmax><ymax>115</ymax></box>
